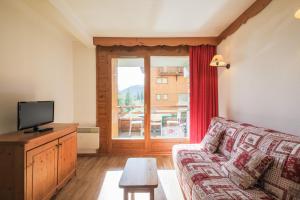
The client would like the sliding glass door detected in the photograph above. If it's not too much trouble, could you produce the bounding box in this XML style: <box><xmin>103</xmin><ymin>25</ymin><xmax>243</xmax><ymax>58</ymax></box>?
<box><xmin>150</xmin><ymin>56</ymin><xmax>190</xmax><ymax>139</ymax></box>
<box><xmin>111</xmin><ymin>58</ymin><xmax>145</xmax><ymax>139</ymax></box>
<box><xmin>111</xmin><ymin>55</ymin><xmax>190</xmax><ymax>142</ymax></box>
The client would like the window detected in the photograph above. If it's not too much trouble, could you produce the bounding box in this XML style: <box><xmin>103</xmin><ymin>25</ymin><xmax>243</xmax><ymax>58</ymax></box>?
<box><xmin>156</xmin><ymin>94</ymin><xmax>168</xmax><ymax>101</ymax></box>
<box><xmin>156</xmin><ymin>78</ymin><xmax>168</xmax><ymax>84</ymax></box>
<box><xmin>178</xmin><ymin>93</ymin><xmax>189</xmax><ymax>105</ymax></box>
<box><xmin>156</xmin><ymin>94</ymin><xmax>161</xmax><ymax>100</ymax></box>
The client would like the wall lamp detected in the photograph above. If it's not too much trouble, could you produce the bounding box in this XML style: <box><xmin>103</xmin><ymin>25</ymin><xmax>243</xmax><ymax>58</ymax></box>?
<box><xmin>295</xmin><ymin>9</ymin><xmax>300</xmax><ymax>19</ymax></box>
<box><xmin>210</xmin><ymin>55</ymin><xmax>230</xmax><ymax>69</ymax></box>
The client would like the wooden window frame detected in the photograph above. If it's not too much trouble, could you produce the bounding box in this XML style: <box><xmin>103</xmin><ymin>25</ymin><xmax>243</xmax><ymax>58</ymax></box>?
<box><xmin>96</xmin><ymin>46</ymin><xmax>190</xmax><ymax>155</ymax></box>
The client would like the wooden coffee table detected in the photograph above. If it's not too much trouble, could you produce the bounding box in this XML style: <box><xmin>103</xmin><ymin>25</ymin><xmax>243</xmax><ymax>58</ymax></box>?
<box><xmin>119</xmin><ymin>158</ymin><xmax>158</xmax><ymax>200</ymax></box>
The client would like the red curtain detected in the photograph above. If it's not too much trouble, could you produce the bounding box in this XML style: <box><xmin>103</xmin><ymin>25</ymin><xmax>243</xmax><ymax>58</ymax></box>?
<box><xmin>189</xmin><ymin>45</ymin><xmax>218</xmax><ymax>143</ymax></box>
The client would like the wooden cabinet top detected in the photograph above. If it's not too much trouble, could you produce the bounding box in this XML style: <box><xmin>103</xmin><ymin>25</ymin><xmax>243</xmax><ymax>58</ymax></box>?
<box><xmin>0</xmin><ymin>123</ymin><xmax>78</xmax><ymax>146</ymax></box>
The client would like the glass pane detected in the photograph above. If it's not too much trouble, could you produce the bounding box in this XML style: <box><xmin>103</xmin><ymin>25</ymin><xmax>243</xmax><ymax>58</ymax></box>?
<box><xmin>150</xmin><ymin>56</ymin><xmax>190</xmax><ymax>138</ymax></box>
<box><xmin>112</xmin><ymin>58</ymin><xmax>144</xmax><ymax>139</ymax></box>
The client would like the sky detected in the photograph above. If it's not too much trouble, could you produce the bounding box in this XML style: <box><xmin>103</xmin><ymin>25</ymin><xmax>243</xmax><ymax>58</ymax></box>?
<box><xmin>118</xmin><ymin>67</ymin><xmax>144</xmax><ymax>91</ymax></box>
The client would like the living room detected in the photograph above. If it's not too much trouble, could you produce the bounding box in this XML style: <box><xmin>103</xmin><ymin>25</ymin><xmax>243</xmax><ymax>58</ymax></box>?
<box><xmin>0</xmin><ymin>0</ymin><xmax>299</xmax><ymax>200</ymax></box>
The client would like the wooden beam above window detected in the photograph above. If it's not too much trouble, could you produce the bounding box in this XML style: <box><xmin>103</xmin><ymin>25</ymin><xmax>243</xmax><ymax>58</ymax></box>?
<box><xmin>217</xmin><ymin>0</ymin><xmax>273</xmax><ymax>44</ymax></box>
<box><xmin>93</xmin><ymin>37</ymin><xmax>218</xmax><ymax>46</ymax></box>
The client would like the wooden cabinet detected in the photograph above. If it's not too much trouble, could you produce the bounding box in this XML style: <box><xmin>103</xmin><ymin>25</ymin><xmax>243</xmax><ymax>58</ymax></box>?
<box><xmin>0</xmin><ymin>123</ymin><xmax>78</xmax><ymax>200</ymax></box>
<box><xmin>26</xmin><ymin>140</ymin><xmax>58</xmax><ymax>200</ymax></box>
<box><xmin>57</xmin><ymin>132</ymin><xmax>77</xmax><ymax>188</ymax></box>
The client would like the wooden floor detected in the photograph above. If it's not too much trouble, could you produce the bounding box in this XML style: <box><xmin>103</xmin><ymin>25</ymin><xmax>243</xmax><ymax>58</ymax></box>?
<box><xmin>55</xmin><ymin>155</ymin><xmax>181</xmax><ymax>200</ymax></box>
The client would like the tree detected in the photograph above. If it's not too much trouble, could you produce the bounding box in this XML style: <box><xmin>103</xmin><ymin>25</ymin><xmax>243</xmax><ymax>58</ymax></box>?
<box><xmin>125</xmin><ymin>91</ymin><xmax>133</xmax><ymax>112</ymax></box>
<box><xmin>118</xmin><ymin>97</ymin><xmax>124</xmax><ymax>106</ymax></box>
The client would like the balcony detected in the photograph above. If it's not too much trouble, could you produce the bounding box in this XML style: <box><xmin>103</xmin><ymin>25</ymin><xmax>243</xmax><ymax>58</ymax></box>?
<box><xmin>116</xmin><ymin>105</ymin><xmax>189</xmax><ymax>139</ymax></box>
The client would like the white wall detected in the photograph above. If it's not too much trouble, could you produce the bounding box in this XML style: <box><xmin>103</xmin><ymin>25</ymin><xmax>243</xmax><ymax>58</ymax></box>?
<box><xmin>218</xmin><ymin>0</ymin><xmax>300</xmax><ymax>135</ymax></box>
<box><xmin>0</xmin><ymin>0</ymin><xmax>74</xmax><ymax>133</ymax></box>
<box><xmin>73</xmin><ymin>42</ymin><xmax>96</xmax><ymax>126</ymax></box>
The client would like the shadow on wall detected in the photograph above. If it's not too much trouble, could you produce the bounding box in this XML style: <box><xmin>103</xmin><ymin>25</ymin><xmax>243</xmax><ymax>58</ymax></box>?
<box><xmin>0</xmin><ymin>91</ymin><xmax>35</xmax><ymax>134</ymax></box>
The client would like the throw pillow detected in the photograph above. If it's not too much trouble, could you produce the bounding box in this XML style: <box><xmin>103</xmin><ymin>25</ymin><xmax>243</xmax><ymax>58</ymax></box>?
<box><xmin>200</xmin><ymin>121</ymin><xmax>226</xmax><ymax>153</ymax></box>
<box><xmin>221</xmin><ymin>143</ymin><xmax>274</xmax><ymax>189</ymax></box>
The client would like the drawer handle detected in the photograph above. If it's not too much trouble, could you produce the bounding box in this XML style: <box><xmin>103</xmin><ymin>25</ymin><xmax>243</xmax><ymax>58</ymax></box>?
<box><xmin>56</xmin><ymin>143</ymin><xmax>63</xmax><ymax>148</ymax></box>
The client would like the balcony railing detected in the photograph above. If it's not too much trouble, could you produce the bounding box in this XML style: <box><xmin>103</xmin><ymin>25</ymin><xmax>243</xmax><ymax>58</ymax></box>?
<box><xmin>116</xmin><ymin>105</ymin><xmax>189</xmax><ymax>138</ymax></box>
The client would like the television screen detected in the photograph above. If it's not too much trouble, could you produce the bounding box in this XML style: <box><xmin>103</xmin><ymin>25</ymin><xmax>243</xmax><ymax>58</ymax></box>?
<box><xmin>18</xmin><ymin>101</ymin><xmax>54</xmax><ymax>130</ymax></box>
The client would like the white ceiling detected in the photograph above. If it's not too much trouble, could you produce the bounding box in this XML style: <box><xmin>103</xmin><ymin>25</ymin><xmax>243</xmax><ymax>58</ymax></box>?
<box><xmin>64</xmin><ymin>0</ymin><xmax>255</xmax><ymax>37</ymax></box>
<box><xmin>26</xmin><ymin>0</ymin><xmax>256</xmax><ymax>46</ymax></box>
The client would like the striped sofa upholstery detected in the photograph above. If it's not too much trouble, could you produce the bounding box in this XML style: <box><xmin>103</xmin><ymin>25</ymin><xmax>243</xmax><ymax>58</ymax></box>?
<box><xmin>172</xmin><ymin>117</ymin><xmax>300</xmax><ymax>200</ymax></box>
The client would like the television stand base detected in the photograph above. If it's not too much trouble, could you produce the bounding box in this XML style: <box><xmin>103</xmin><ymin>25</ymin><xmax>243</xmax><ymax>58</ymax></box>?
<box><xmin>39</xmin><ymin>127</ymin><xmax>53</xmax><ymax>132</ymax></box>
<box><xmin>24</xmin><ymin>127</ymin><xmax>53</xmax><ymax>133</ymax></box>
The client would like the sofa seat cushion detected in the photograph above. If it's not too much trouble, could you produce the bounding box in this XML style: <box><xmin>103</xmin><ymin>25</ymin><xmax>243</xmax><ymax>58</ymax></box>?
<box><xmin>181</xmin><ymin>162</ymin><xmax>225</xmax><ymax>193</ymax></box>
<box><xmin>191</xmin><ymin>176</ymin><xmax>275</xmax><ymax>200</ymax></box>
<box><xmin>173</xmin><ymin>144</ymin><xmax>228</xmax><ymax>172</ymax></box>
<box><xmin>222</xmin><ymin>143</ymin><xmax>274</xmax><ymax>189</ymax></box>
<box><xmin>179</xmin><ymin>161</ymin><xmax>225</xmax><ymax>200</ymax></box>
<box><xmin>177</xmin><ymin>158</ymin><xmax>274</xmax><ymax>200</ymax></box>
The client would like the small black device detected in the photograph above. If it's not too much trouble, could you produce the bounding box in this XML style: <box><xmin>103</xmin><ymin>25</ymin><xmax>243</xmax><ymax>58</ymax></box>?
<box><xmin>17</xmin><ymin>101</ymin><xmax>54</xmax><ymax>133</ymax></box>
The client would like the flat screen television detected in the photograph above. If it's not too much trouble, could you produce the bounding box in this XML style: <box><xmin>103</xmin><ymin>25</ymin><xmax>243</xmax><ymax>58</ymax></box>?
<box><xmin>18</xmin><ymin>101</ymin><xmax>54</xmax><ymax>133</ymax></box>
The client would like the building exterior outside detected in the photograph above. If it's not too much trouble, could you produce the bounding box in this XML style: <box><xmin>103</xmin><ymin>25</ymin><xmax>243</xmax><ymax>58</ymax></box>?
<box><xmin>151</xmin><ymin>66</ymin><xmax>189</xmax><ymax>109</ymax></box>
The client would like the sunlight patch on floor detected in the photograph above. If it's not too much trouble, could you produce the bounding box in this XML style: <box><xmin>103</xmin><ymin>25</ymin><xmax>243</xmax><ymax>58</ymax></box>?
<box><xmin>157</xmin><ymin>170</ymin><xmax>183</xmax><ymax>200</ymax></box>
<box><xmin>98</xmin><ymin>170</ymin><xmax>183</xmax><ymax>200</ymax></box>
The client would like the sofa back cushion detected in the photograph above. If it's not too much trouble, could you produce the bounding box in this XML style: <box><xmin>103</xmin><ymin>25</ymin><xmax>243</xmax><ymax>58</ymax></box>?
<box><xmin>230</xmin><ymin>126</ymin><xmax>268</xmax><ymax>156</ymax></box>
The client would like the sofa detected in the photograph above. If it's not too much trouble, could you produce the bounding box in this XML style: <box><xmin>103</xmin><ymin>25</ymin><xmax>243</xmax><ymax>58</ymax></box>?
<box><xmin>172</xmin><ymin>117</ymin><xmax>300</xmax><ymax>200</ymax></box>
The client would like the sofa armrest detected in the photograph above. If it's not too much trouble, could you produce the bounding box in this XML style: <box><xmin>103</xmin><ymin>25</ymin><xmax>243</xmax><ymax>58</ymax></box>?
<box><xmin>172</xmin><ymin>143</ymin><xmax>202</xmax><ymax>162</ymax></box>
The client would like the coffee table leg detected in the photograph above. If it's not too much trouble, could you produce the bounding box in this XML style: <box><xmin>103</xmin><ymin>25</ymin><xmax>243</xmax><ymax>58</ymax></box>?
<box><xmin>150</xmin><ymin>188</ymin><xmax>154</xmax><ymax>200</ymax></box>
<box><xmin>124</xmin><ymin>188</ymin><xmax>128</xmax><ymax>200</ymax></box>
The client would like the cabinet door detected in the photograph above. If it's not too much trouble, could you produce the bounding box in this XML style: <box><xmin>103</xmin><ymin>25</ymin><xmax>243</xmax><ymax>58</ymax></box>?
<box><xmin>57</xmin><ymin>132</ymin><xmax>77</xmax><ymax>188</ymax></box>
<box><xmin>26</xmin><ymin>140</ymin><xmax>58</xmax><ymax>200</ymax></box>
